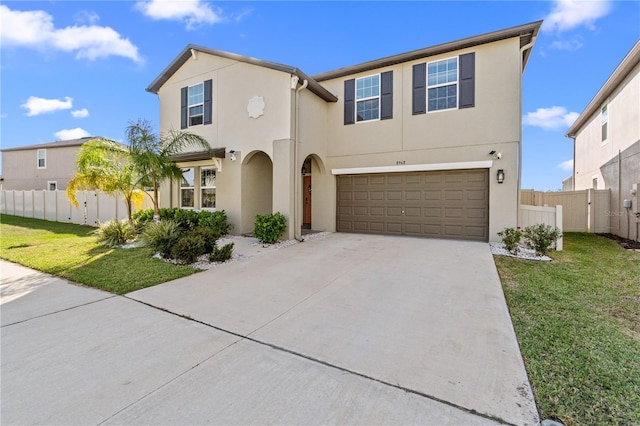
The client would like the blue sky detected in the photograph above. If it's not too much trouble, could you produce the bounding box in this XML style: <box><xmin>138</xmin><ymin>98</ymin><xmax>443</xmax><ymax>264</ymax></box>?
<box><xmin>1</xmin><ymin>1</ymin><xmax>638</xmax><ymax>190</ymax></box>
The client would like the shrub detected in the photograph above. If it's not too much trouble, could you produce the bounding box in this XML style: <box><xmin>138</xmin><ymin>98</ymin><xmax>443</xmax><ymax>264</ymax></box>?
<box><xmin>210</xmin><ymin>242</ymin><xmax>234</xmax><ymax>263</ymax></box>
<box><xmin>171</xmin><ymin>233</ymin><xmax>207</xmax><ymax>264</ymax></box>
<box><xmin>497</xmin><ymin>227</ymin><xmax>522</xmax><ymax>255</ymax></box>
<box><xmin>93</xmin><ymin>220</ymin><xmax>135</xmax><ymax>248</ymax></box>
<box><xmin>522</xmin><ymin>224</ymin><xmax>562</xmax><ymax>256</ymax></box>
<box><xmin>190</xmin><ymin>226</ymin><xmax>220</xmax><ymax>254</ymax></box>
<box><xmin>254</xmin><ymin>212</ymin><xmax>287</xmax><ymax>244</ymax></box>
<box><xmin>141</xmin><ymin>219</ymin><xmax>181</xmax><ymax>257</ymax></box>
<box><xmin>133</xmin><ymin>208</ymin><xmax>231</xmax><ymax>236</ymax></box>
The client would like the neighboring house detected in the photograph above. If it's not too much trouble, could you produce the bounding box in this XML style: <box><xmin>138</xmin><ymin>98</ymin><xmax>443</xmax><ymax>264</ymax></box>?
<box><xmin>566</xmin><ymin>40</ymin><xmax>640</xmax><ymax>239</ymax></box>
<box><xmin>0</xmin><ymin>137</ymin><xmax>102</xmax><ymax>191</ymax></box>
<box><xmin>147</xmin><ymin>21</ymin><xmax>542</xmax><ymax>242</ymax></box>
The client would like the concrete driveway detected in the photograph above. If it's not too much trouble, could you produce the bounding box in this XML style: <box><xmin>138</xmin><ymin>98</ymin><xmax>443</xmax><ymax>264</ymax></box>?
<box><xmin>1</xmin><ymin>233</ymin><xmax>538</xmax><ymax>425</ymax></box>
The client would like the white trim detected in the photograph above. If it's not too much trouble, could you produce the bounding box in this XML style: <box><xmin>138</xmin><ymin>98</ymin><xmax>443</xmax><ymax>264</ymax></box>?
<box><xmin>37</xmin><ymin>149</ymin><xmax>46</xmax><ymax>169</ymax></box>
<box><xmin>331</xmin><ymin>160</ymin><xmax>493</xmax><ymax>175</ymax></box>
<box><xmin>427</xmin><ymin>56</ymin><xmax>459</xmax><ymax>113</ymax></box>
<box><xmin>355</xmin><ymin>73</ymin><xmax>381</xmax><ymax>123</ymax></box>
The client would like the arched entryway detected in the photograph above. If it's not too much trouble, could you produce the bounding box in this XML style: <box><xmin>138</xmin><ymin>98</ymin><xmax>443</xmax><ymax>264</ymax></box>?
<box><xmin>241</xmin><ymin>150</ymin><xmax>273</xmax><ymax>234</ymax></box>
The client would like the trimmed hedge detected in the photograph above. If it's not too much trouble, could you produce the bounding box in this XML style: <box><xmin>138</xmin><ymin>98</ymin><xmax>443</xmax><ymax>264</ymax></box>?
<box><xmin>133</xmin><ymin>208</ymin><xmax>231</xmax><ymax>235</ymax></box>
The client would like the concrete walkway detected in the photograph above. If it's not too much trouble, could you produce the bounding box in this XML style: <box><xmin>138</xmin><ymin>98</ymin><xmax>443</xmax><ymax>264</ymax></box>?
<box><xmin>1</xmin><ymin>233</ymin><xmax>538</xmax><ymax>425</ymax></box>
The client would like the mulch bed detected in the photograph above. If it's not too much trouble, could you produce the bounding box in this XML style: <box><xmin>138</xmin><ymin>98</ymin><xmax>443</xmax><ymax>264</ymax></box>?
<box><xmin>597</xmin><ymin>233</ymin><xmax>640</xmax><ymax>250</ymax></box>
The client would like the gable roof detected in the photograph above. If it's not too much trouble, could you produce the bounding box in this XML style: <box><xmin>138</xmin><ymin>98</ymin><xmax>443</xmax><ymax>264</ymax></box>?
<box><xmin>1</xmin><ymin>136</ymin><xmax>102</xmax><ymax>152</ymax></box>
<box><xmin>566</xmin><ymin>39</ymin><xmax>640</xmax><ymax>138</ymax></box>
<box><xmin>312</xmin><ymin>20</ymin><xmax>542</xmax><ymax>81</ymax></box>
<box><xmin>146</xmin><ymin>45</ymin><xmax>338</xmax><ymax>102</ymax></box>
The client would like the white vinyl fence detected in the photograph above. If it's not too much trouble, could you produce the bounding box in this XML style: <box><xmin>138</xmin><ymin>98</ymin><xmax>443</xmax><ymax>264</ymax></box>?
<box><xmin>519</xmin><ymin>204</ymin><xmax>563</xmax><ymax>251</ymax></box>
<box><xmin>1</xmin><ymin>190</ymin><xmax>153</xmax><ymax>227</ymax></box>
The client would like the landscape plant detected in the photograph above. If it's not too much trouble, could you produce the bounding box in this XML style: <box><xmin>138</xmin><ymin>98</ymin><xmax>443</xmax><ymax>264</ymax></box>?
<box><xmin>171</xmin><ymin>233</ymin><xmax>207</xmax><ymax>264</ymax></box>
<box><xmin>522</xmin><ymin>224</ymin><xmax>562</xmax><ymax>256</ymax></box>
<box><xmin>254</xmin><ymin>212</ymin><xmax>287</xmax><ymax>244</ymax></box>
<box><xmin>141</xmin><ymin>219</ymin><xmax>181</xmax><ymax>258</ymax></box>
<box><xmin>93</xmin><ymin>220</ymin><xmax>135</xmax><ymax>248</ymax></box>
<box><xmin>209</xmin><ymin>242</ymin><xmax>234</xmax><ymax>263</ymax></box>
<box><xmin>66</xmin><ymin>138</ymin><xmax>144</xmax><ymax>224</ymax></box>
<box><xmin>126</xmin><ymin>119</ymin><xmax>213</xmax><ymax>220</ymax></box>
<box><xmin>133</xmin><ymin>208</ymin><xmax>231</xmax><ymax>236</ymax></box>
<box><xmin>497</xmin><ymin>227</ymin><xmax>522</xmax><ymax>255</ymax></box>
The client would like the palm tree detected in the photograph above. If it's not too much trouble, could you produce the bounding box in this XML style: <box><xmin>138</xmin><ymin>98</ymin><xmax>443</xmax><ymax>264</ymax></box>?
<box><xmin>126</xmin><ymin>119</ymin><xmax>212</xmax><ymax>220</ymax></box>
<box><xmin>66</xmin><ymin>138</ymin><xmax>144</xmax><ymax>224</ymax></box>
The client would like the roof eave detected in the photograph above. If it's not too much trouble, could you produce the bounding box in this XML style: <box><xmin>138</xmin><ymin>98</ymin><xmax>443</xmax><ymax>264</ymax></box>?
<box><xmin>312</xmin><ymin>20</ymin><xmax>543</xmax><ymax>82</ymax></box>
<box><xmin>146</xmin><ymin>44</ymin><xmax>338</xmax><ymax>103</ymax></box>
<box><xmin>566</xmin><ymin>40</ymin><xmax>640</xmax><ymax>138</ymax></box>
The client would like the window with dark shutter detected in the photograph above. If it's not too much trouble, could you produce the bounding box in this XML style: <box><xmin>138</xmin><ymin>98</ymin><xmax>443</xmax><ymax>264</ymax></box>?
<box><xmin>380</xmin><ymin>71</ymin><xmax>393</xmax><ymax>120</ymax></box>
<box><xmin>180</xmin><ymin>87</ymin><xmax>188</xmax><ymax>129</ymax></box>
<box><xmin>344</xmin><ymin>79</ymin><xmax>355</xmax><ymax>125</ymax></box>
<box><xmin>459</xmin><ymin>53</ymin><xmax>475</xmax><ymax>109</ymax></box>
<box><xmin>412</xmin><ymin>63</ymin><xmax>426</xmax><ymax>115</ymax></box>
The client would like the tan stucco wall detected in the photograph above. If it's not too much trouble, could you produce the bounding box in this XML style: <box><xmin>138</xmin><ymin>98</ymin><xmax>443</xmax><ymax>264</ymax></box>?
<box><xmin>311</xmin><ymin>38</ymin><xmax>523</xmax><ymax>240</ymax></box>
<box><xmin>241</xmin><ymin>151</ymin><xmax>273</xmax><ymax>234</ymax></box>
<box><xmin>1</xmin><ymin>146</ymin><xmax>80</xmax><ymax>190</ymax></box>
<box><xmin>574</xmin><ymin>63</ymin><xmax>640</xmax><ymax>191</ymax></box>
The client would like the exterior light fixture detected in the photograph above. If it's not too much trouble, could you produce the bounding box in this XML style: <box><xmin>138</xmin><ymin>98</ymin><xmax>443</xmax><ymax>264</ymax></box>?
<box><xmin>497</xmin><ymin>169</ymin><xmax>505</xmax><ymax>184</ymax></box>
<box><xmin>228</xmin><ymin>150</ymin><xmax>236</xmax><ymax>161</ymax></box>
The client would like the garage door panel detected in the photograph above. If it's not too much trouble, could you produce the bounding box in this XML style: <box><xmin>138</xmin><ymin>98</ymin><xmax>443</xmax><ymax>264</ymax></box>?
<box><xmin>337</xmin><ymin>169</ymin><xmax>488</xmax><ymax>241</ymax></box>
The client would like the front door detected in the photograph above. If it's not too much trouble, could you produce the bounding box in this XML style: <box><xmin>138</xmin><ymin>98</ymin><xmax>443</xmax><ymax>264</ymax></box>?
<box><xmin>303</xmin><ymin>175</ymin><xmax>312</xmax><ymax>229</ymax></box>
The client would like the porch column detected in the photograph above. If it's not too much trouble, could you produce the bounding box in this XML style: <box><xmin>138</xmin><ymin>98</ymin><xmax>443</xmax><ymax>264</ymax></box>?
<box><xmin>272</xmin><ymin>138</ymin><xmax>296</xmax><ymax>240</ymax></box>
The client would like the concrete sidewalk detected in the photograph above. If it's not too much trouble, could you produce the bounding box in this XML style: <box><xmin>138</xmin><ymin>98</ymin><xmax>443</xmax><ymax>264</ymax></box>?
<box><xmin>1</xmin><ymin>259</ymin><xmax>502</xmax><ymax>425</ymax></box>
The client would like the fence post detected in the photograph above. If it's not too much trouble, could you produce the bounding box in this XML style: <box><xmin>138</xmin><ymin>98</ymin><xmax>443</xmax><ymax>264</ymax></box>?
<box><xmin>555</xmin><ymin>205</ymin><xmax>563</xmax><ymax>251</ymax></box>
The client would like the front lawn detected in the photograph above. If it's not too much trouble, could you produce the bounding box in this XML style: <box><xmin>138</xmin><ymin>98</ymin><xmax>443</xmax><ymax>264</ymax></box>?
<box><xmin>495</xmin><ymin>233</ymin><xmax>640</xmax><ymax>425</ymax></box>
<box><xmin>0</xmin><ymin>214</ymin><xmax>197</xmax><ymax>294</ymax></box>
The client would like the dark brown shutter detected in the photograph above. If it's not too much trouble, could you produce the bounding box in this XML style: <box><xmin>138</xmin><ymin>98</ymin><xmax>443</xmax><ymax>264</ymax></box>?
<box><xmin>380</xmin><ymin>71</ymin><xmax>393</xmax><ymax>120</ymax></box>
<box><xmin>412</xmin><ymin>63</ymin><xmax>426</xmax><ymax>115</ymax></box>
<box><xmin>344</xmin><ymin>79</ymin><xmax>355</xmax><ymax>125</ymax></box>
<box><xmin>459</xmin><ymin>53</ymin><xmax>475</xmax><ymax>109</ymax></box>
<box><xmin>180</xmin><ymin>86</ymin><xmax>188</xmax><ymax>129</ymax></box>
<box><xmin>203</xmin><ymin>79</ymin><xmax>212</xmax><ymax>125</ymax></box>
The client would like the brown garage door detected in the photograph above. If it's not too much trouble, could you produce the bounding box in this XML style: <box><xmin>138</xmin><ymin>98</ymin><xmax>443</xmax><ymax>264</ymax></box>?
<box><xmin>337</xmin><ymin>169</ymin><xmax>489</xmax><ymax>241</ymax></box>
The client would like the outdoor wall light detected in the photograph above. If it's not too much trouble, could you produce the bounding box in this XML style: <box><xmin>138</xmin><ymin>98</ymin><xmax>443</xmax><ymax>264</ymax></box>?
<box><xmin>497</xmin><ymin>169</ymin><xmax>505</xmax><ymax>184</ymax></box>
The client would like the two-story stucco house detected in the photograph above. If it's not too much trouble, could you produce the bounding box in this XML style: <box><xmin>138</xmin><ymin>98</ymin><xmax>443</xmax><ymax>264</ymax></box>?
<box><xmin>1</xmin><ymin>137</ymin><xmax>99</xmax><ymax>191</ymax></box>
<box><xmin>566</xmin><ymin>40</ymin><xmax>640</xmax><ymax>240</ymax></box>
<box><xmin>147</xmin><ymin>21</ymin><xmax>542</xmax><ymax>242</ymax></box>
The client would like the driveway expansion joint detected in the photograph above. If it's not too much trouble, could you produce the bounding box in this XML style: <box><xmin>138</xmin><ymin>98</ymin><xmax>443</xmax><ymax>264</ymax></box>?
<box><xmin>1</xmin><ymin>295</ymin><xmax>116</xmax><ymax>328</ymax></box>
<box><xmin>126</xmin><ymin>295</ymin><xmax>511</xmax><ymax>426</ymax></box>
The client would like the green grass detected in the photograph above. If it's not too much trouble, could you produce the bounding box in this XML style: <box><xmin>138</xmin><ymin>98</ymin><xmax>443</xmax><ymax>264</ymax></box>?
<box><xmin>0</xmin><ymin>214</ymin><xmax>197</xmax><ymax>294</ymax></box>
<box><xmin>495</xmin><ymin>233</ymin><xmax>640</xmax><ymax>426</ymax></box>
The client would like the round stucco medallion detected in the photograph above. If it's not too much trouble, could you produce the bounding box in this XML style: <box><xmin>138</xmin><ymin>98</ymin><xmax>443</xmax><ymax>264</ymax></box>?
<box><xmin>247</xmin><ymin>96</ymin><xmax>265</xmax><ymax>119</ymax></box>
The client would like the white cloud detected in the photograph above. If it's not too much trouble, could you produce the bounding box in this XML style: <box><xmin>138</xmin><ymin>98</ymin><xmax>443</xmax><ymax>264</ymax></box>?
<box><xmin>136</xmin><ymin>0</ymin><xmax>226</xmax><ymax>29</ymax></box>
<box><xmin>71</xmin><ymin>108</ymin><xmax>89</xmax><ymax>118</ymax></box>
<box><xmin>54</xmin><ymin>128</ymin><xmax>91</xmax><ymax>140</ymax></box>
<box><xmin>74</xmin><ymin>10</ymin><xmax>100</xmax><ymax>25</ymax></box>
<box><xmin>558</xmin><ymin>159</ymin><xmax>574</xmax><ymax>171</ymax></box>
<box><xmin>0</xmin><ymin>5</ymin><xmax>142</xmax><ymax>63</ymax></box>
<box><xmin>543</xmin><ymin>0</ymin><xmax>611</xmax><ymax>33</ymax></box>
<box><xmin>22</xmin><ymin>96</ymin><xmax>73</xmax><ymax>116</ymax></box>
<box><xmin>523</xmin><ymin>106</ymin><xmax>580</xmax><ymax>131</ymax></box>
<box><xmin>550</xmin><ymin>38</ymin><xmax>584</xmax><ymax>51</ymax></box>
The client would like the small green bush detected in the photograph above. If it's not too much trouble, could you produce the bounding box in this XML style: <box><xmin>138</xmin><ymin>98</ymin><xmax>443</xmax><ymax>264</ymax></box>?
<box><xmin>141</xmin><ymin>219</ymin><xmax>181</xmax><ymax>257</ymax></box>
<box><xmin>133</xmin><ymin>208</ymin><xmax>231</xmax><ymax>235</ymax></box>
<box><xmin>497</xmin><ymin>227</ymin><xmax>522</xmax><ymax>255</ymax></box>
<box><xmin>522</xmin><ymin>224</ymin><xmax>562</xmax><ymax>256</ymax></box>
<box><xmin>254</xmin><ymin>212</ymin><xmax>287</xmax><ymax>244</ymax></box>
<box><xmin>171</xmin><ymin>233</ymin><xmax>207</xmax><ymax>264</ymax></box>
<box><xmin>93</xmin><ymin>220</ymin><xmax>135</xmax><ymax>248</ymax></box>
<box><xmin>210</xmin><ymin>242</ymin><xmax>234</xmax><ymax>263</ymax></box>
<box><xmin>190</xmin><ymin>226</ymin><xmax>220</xmax><ymax>253</ymax></box>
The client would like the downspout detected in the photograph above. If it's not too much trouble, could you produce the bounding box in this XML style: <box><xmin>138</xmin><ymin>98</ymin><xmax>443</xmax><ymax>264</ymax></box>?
<box><xmin>517</xmin><ymin>39</ymin><xmax>535</xmax><ymax>228</ymax></box>
<box><xmin>293</xmin><ymin>78</ymin><xmax>308</xmax><ymax>241</ymax></box>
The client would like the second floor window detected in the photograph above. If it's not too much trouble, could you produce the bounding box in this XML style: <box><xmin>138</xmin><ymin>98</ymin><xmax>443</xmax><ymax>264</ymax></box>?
<box><xmin>427</xmin><ymin>57</ymin><xmax>458</xmax><ymax>112</ymax></box>
<box><xmin>356</xmin><ymin>74</ymin><xmax>380</xmax><ymax>122</ymax></box>
<box><xmin>37</xmin><ymin>149</ymin><xmax>46</xmax><ymax>169</ymax></box>
<box><xmin>601</xmin><ymin>104</ymin><xmax>608</xmax><ymax>142</ymax></box>
<box><xmin>188</xmin><ymin>83</ymin><xmax>204</xmax><ymax>126</ymax></box>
